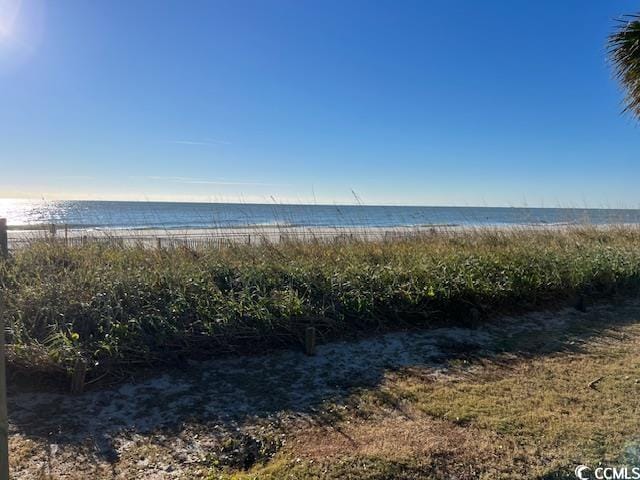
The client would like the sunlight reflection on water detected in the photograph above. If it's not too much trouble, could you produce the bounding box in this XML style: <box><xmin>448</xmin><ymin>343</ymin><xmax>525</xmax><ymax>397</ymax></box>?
<box><xmin>0</xmin><ymin>199</ymin><xmax>75</xmax><ymax>226</ymax></box>
<box><xmin>1</xmin><ymin>199</ymin><xmax>640</xmax><ymax>230</ymax></box>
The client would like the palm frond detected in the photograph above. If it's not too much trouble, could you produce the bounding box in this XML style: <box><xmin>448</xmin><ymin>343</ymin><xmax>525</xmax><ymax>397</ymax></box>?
<box><xmin>608</xmin><ymin>14</ymin><xmax>640</xmax><ymax>119</ymax></box>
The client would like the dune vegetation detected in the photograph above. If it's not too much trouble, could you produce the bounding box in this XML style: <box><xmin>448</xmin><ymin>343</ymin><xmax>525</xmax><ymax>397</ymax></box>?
<box><xmin>2</xmin><ymin>226</ymin><xmax>640</xmax><ymax>381</ymax></box>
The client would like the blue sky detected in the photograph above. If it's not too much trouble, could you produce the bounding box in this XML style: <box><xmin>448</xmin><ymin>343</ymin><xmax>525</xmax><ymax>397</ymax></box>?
<box><xmin>0</xmin><ymin>0</ymin><xmax>638</xmax><ymax>206</ymax></box>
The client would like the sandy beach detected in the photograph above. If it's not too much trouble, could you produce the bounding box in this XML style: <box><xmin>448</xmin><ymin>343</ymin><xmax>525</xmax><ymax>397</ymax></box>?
<box><xmin>5</xmin><ymin>222</ymin><xmax>591</xmax><ymax>250</ymax></box>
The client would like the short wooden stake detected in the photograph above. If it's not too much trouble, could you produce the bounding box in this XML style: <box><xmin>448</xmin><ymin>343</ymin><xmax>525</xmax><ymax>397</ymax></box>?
<box><xmin>0</xmin><ymin>219</ymin><xmax>7</xmax><ymax>258</ymax></box>
<box><xmin>305</xmin><ymin>326</ymin><xmax>316</xmax><ymax>356</ymax></box>
<box><xmin>156</xmin><ymin>238</ymin><xmax>162</xmax><ymax>249</ymax></box>
<box><xmin>64</xmin><ymin>225</ymin><xmax>69</xmax><ymax>246</ymax></box>
<box><xmin>70</xmin><ymin>358</ymin><xmax>87</xmax><ymax>395</ymax></box>
<box><xmin>575</xmin><ymin>294</ymin><xmax>587</xmax><ymax>313</ymax></box>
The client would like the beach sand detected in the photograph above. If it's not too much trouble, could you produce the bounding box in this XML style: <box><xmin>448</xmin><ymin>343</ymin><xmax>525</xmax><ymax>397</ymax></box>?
<box><xmin>5</xmin><ymin>223</ymin><xmax>582</xmax><ymax>249</ymax></box>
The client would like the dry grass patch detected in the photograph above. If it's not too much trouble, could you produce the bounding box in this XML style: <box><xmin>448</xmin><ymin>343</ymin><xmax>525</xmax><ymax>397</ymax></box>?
<box><xmin>222</xmin><ymin>322</ymin><xmax>640</xmax><ymax>479</ymax></box>
<box><xmin>406</xmin><ymin>328</ymin><xmax>640</xmax><ymax>465</ymax></box>
<box><xmin>288</xmin><ymin>410</ymin><xmax>489</xmax><ymax>460</ymax></box>
<box><xmin>8</xmin><ymin>435</ymin><xmax>115</xmax><ymax>479</ymax></box>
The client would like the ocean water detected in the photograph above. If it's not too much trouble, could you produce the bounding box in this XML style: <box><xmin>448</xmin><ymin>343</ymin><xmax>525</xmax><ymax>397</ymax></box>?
<box><xmin>1</xmin><ymin>199</ymin><xmax>640</xmax><ymax>230</ymax></box>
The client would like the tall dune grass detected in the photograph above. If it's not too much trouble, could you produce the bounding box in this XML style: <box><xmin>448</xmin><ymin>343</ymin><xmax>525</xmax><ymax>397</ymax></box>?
<box><xmin>2</xmin><ymin>226</ymin><xmax>640</xmax><ymax>380</ymax></box>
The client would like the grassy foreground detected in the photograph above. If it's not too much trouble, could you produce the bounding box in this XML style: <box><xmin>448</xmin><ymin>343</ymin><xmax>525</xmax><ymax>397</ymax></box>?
<box><xmin>2</xmin><ymin>226</ymin><xmax>640</xmax><ymax>378</ymax></box>
<box><xmin>9</xmin><ymin>297</ymin><xmax>640</xmax><ymax>478</ymax></box>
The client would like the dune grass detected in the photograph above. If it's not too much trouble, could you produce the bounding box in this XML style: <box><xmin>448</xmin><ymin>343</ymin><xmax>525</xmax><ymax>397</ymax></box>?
<box><xmin>2</xmin><ymin>226</ymin><xmax>640</xmax><ymax>379</ymax></box>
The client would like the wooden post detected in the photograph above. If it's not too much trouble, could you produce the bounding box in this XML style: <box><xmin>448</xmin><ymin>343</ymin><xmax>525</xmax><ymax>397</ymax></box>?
<box><xmin>64</xmin><ymin>225</ymin><xmax>69</xmax><ymax>246</ymax></box>
<box><xmin>304</xmin><ymin>326</ymin><xmax>316</xmax><ymax>356</ymax></box>
<box><xmin>0</xmin><ymin>299</ymin><xmax>9</xmax><ymax>480</ymax></box>
<box><xmin>575</xmin><ymin>294</ymin><xmax>587</xmax><ymax>313</ymax></box>
<box><xmin>0</xmin><ymin>219</ymin><xmax>7</xmax><ymax>258</ymax></box>
<box><xmin>70</xmin><ymin>358</ymin><xmax>87</xmax><ymax>395</ymax></box>
<box><xmin>156</xmin><ymin>238</ymin><xmax>162</xmax><ymax>250</ymax></box>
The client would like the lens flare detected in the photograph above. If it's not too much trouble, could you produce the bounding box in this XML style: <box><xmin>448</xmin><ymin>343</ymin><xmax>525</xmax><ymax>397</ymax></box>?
<box><xmin>0</xmin><ymin>0</ymin><xmax>23</xmax><ymax>40</ymax></box>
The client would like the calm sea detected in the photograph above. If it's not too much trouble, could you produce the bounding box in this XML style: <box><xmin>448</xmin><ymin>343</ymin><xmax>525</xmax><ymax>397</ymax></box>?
<box><xmin>1</xmin><ymin>200</ymin><xmax>640</xmax><ymax>230</ymax></box>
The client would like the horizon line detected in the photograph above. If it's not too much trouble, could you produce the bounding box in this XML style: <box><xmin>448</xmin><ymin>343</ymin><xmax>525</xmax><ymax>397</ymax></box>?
<box><xmin>1</xmin><ymin>197</ymin><xmax>639</xmax><ymax>211</ymax></box>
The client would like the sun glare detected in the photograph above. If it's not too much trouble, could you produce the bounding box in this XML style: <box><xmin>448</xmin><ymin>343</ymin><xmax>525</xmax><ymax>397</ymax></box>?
<box><xmin>0</xmin><ymin>0</ymin><xmax>23</xmax><ymax>40</ymax></box>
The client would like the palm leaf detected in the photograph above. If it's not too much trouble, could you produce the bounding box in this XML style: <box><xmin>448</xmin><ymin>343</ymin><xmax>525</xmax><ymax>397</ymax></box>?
<box><xmin>608</xmin><ymin>14</ymin><xmax>640</xmax><ymax>119</ymax></box>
